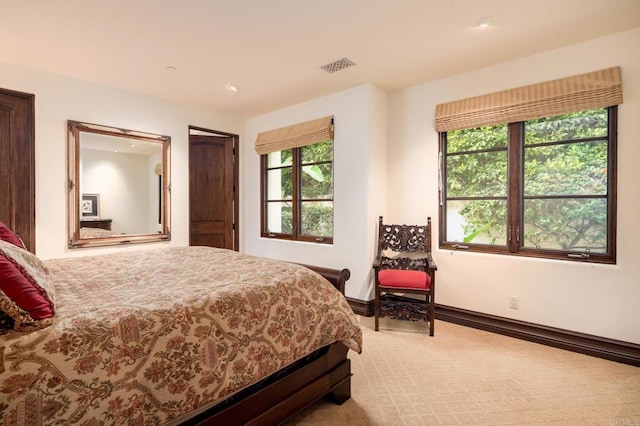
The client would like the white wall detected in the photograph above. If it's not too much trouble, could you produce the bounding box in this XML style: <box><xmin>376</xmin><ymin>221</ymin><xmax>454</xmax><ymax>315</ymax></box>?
<box><xmin>81</xmin><ymin>149</ymin><xmax>149</xmax><ymax>235</ymax></box>
<box><xmin>366</xmin><ymin>87</ymin><xmax>389</xmax><ymax>298</ymax></box>
<box><xmin>387</xmin><ymin>27</ymin><xmax>640</xmax><ymax>344</ymax></box>
<box><xmin>0</xmin><ymin>60</ymin><xmax>243</xmax><ymax>259</ymax></box>
<box><xmin>242</xmin><ymin>84</ymin><xmax>387</xmax><ymax>300</ymax></box>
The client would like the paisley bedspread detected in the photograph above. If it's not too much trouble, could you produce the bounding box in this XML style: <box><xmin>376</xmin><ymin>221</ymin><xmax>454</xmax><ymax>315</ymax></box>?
<box><xmin>0</xmin><ymin>246</ymin><xmax>362</xmax><ymax>425</ymax></box>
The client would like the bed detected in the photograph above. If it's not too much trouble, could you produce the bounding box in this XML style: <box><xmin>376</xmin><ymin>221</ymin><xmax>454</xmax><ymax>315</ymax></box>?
<box><xmin>79</xmin><ymin>227</ymin><xmax>115</xmax><ymax>239</ymax></box>
<box><xmin>0</xmin><ymin>243</ymin><xmax>362</xmax><ymax>425</ymax></box>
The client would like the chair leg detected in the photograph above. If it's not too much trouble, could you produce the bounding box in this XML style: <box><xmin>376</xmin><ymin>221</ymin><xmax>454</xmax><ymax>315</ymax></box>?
<box><xmin>429</xmin><ymin>293</ymin><xmax>435</xmax><ymax>336</ymax></box>
<box><xmin>374</xmin><ymin>287</ymin><xmax>380</xmax><ymax>332</ymax></box>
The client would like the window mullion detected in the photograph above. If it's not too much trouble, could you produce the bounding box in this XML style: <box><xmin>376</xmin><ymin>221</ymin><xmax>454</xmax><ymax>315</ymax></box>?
<box><xmin>438</xmin><ymin>133</ymin><xmax>447</xmax><ymax>247</ymax></box>
<box><xmin>507</xmin><ymin>123</ymin><xmax>523</xmax><ymax>253</ymax></box>
<box><xmin>292</xmin><ymin>148</ymin><xmax>301</xmax><ymax>239</ymax></box>
<box><xmin>607</xmin><ymin>106</ymin><xmax>617</xmax><ymax>261</ymax></box>
<box><xmin>260</xmin><ymin>154</ymin><xmax>267</xmax><ymax>236</ymax></box>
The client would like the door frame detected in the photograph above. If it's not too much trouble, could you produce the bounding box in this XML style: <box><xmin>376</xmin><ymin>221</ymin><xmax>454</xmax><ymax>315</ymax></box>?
<box><xmin>188</xmin><ymin>126</ymin><xmax>239</xmax><ymax>251</ymax></box>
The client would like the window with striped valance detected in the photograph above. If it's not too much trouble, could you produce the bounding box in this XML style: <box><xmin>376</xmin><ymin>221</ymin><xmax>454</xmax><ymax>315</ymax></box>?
<box><xmin>434</xmin><ymin>67</ymin><xmax>622</xmax><ymax>132</ymax></box>
<box><xmin>254</xmin><ymin>116</ymin><xmax>334</xmax><ymax>155</ymax></box>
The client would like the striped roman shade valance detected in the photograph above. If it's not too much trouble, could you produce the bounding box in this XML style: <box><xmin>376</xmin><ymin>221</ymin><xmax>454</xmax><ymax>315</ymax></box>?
<box><xmin>435</xmin><ymin>67</ymin><xmax>622</xmax><ymax>132</ymax></box>
<box><xmin>255</xmin><ymin>116</ymin><xmax>334</xmax><ymax>155</ymax></box>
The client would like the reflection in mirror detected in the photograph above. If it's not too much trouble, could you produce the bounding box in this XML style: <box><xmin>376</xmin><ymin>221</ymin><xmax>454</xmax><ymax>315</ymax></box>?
<box><xmin>67</xmin><ymin>121</ymin><xmax>171</xmax><ymax>248</ymax></box>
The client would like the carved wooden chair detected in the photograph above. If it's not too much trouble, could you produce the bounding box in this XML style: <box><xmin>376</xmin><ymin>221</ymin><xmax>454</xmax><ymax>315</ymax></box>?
<box><xmin>373</xmin><ymin>216</ymin><xmax>437</xmax><ymax>335</ymax></box>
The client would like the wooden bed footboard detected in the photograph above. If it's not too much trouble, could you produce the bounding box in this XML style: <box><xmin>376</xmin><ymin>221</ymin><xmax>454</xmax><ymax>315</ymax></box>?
<box><xmin>298</xmin><ymin>263</ymin><xmax>351</xmax><ymax>295</ymax></box>
<box><xmin>179</xmin><ymin>265</ymin><xmax>353</xmax><ymax>426</ymax></box>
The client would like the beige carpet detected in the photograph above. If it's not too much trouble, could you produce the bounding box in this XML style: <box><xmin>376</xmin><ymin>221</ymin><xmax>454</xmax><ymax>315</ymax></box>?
<box><xmin>286</xmin><ymin>316</ymin><xmax>640</xmax><ymax>425</ymax></box>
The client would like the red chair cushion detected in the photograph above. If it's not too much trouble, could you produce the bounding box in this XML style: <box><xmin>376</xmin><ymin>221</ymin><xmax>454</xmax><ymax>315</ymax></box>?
<box><xmin>379</xmin><ymin>269</ymin><xmax>431</xmax><ymax>290</ymax></box>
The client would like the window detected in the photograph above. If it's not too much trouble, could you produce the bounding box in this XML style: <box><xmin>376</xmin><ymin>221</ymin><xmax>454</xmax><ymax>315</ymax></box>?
<box><xmin>440</xmin><ymin>107</ymin><xmax>616</xmax><ymax>263</ymax></box>
<box><xmin>261</xmin><ymin>139</ymin><xmax>334</xmax><ymax>244</ymax></box>
<box><xmin>255</xmin><ymin>116</ymin><xmax>335</xmax><ymax>244</ymax></box>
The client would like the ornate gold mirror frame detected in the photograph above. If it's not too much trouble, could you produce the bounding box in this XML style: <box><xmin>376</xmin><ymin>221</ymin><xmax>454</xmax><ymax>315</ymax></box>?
<box><xmin>67</xmin><ymin>120</ymin><xmax>171</xmax><ymax>248</ymax></box>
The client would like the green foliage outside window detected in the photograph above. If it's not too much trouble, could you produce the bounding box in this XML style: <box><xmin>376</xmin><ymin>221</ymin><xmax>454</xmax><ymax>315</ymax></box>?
<box><xmin>445</xmin><ymin>108</ymin><xmax>609</xmax><ymax>252</ymax></box>
<box><xmin>267</xmin><ymin>140</ymin><xmax>333</xmax><ymax>239</ymax></box>
<box><xmin>523</xmin><ymin>109</ymin><xmax>608</xmax><ymax>251</ymax></box>
<box><xmin>446</xmin><ymin>124</ymin><xmax>508</xmax><ymax>245</ymax></box>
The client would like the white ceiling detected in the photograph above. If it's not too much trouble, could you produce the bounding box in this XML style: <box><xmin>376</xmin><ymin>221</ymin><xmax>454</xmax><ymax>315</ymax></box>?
<box><xmin>2</xmin><ymin>0</ymin><xmax>639</xmax><ymax>118</ymax></box>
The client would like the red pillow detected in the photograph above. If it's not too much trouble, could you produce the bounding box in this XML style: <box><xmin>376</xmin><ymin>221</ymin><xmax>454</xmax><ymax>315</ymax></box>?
<box><xmin>0</xmin><ymin>221</ymin><xmax>27</xmax><ymax>250</ymax></box>
<box><xmin>0</xmin><ymin>240</ymin><xmax>55</xmax><ymax>331</ymax></box>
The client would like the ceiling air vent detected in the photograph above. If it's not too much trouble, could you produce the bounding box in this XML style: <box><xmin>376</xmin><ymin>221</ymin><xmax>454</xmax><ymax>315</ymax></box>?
<box><xmin>320</xmin><ymin>57</ymin><xmax>356</xmax><ymax>73</ymax></box>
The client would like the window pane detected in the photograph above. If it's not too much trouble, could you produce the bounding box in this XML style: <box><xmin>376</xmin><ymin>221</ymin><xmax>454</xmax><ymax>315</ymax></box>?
<box><xmin>267</xmin><ymin>168</ymin><xmax>292</xmax><ymax>200</ymax></box>
<box><xmin>525</xmin><ymin>108</ymin><xmax>607</xmax><ymax>145</ymax></box>
<box><xmin>267</xmin><ymin>201</ymin><xmax>292</xmax><ymax>234</ymax></box>
<box><xmin>267</xmin><ymin>150</ymin><xmax>293</xmax><ymax>168</ymax></box>
<box><xmin>523</xmin><ymin>198</ymin><xmax>607</xmax><ymax>252</ymax></box>
<box><xmin>447</xmin><ymin>124</ymin><xmax>507</xmax><ymax>154</ymax></box>
<box><xmin>447</xmin><ymin>151</ymin><xmax>507</xmax><ymax>197</ymax></box>
<box><xmin>524</xmin><ymin>141</ymin><xmax>607</xmax><ymax>196</ymax></box>
<box><xmin>446</xmin><ymin>200</ymin><xmax>507</xmax><ymax>245</ymax></box>
<box><xmin>301</xmin><ymin>163</ymin><xmax>333</xmax><ymax>199</ymax></box>
<box><xmin>302</xmin><ymin>140</ymin><xmax>333</xmax><ymax>163</ymax></box>
<box><xmin>300</xmin><ymin>201</ymin><xmax>333</xmax><ymax>237</ymax></box>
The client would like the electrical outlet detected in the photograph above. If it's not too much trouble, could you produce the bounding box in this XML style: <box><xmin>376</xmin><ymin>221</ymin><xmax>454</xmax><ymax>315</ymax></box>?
<box><xmin>509</xmin><ymin>295</ymin><xmax>519</xmax><ymax>310</ymax></box>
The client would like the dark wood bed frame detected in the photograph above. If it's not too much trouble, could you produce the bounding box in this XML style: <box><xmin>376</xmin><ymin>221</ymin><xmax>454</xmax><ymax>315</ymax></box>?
<box><xmin>180</xmin><ymin>265</ymin><xmax>353</xmax><ymax>425</ymax></box>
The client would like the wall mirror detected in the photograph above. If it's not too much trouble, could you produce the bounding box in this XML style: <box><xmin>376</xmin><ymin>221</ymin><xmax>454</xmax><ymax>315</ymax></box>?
<box><xmin>67</xmin><ymin>120</ymin><xmax>171</xmax><ymax>248</ymax></box>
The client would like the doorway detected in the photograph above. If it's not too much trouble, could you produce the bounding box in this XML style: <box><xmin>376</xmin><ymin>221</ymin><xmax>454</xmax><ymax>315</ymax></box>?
<box><xmin>188</xmin><ymin>126</ymin><xmax>239</xmax><ymax>250</ymax></box>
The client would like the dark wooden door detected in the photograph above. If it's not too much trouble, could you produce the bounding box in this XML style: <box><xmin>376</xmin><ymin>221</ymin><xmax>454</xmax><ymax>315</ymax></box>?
<box><xmin>0</xmin><ymin>88</ymin><xmax>35</xmax><ymax>252</ymax></box>
<box><xmin>189</xmin><ymin>134</ymin><xmax>237</xmax><ymax>250</ymax></box>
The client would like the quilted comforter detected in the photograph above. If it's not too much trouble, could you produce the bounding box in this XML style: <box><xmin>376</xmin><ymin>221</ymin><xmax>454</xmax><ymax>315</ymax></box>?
<box><xmin>0</xmin><ymin>246</ymin><xmax>362</xmax><ymax>425</ymax></box>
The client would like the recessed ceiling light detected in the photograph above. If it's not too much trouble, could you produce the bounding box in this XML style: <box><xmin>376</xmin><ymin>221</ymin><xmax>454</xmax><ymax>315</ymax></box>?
<box><xmin>476</xmin><ymin>17</ymin><xmax>492</xmax><ymax>28</ymax></box>
<box><xmin>228</xmin><ymin>85</ymin><xmax>239</xmax><ymax>92</ymax></box>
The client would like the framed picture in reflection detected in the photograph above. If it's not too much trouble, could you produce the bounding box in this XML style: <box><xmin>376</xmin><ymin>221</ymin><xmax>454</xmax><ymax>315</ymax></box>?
<box><xmin>81</xmin><ymin>193</ymin><xmax>100</xmax><ymax>217</ymax></box>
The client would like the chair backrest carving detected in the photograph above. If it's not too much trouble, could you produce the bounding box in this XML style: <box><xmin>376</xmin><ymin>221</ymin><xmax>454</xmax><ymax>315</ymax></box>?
<box><xmin>377</xmin><ymin>216</ymin><xmax>432</xmax><ymax>271</ymax></box>
<box><xmin>377</xmin><ymin>216</ymin><xmax>431</xmax><ymax>253</ymax></box>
